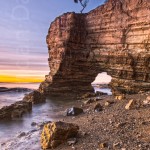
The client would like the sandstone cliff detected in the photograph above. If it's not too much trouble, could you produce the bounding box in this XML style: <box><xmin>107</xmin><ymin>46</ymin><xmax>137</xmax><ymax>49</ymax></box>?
<box><xmin>39</xmin><ymin>0</ymin><xmax>150</xmax><ymax>96</ymax></box>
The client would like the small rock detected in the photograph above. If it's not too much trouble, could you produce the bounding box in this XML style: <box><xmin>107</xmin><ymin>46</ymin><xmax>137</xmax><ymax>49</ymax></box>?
<box><xmin>84</xmin><ymin>99</ymin><xmax>94</xmax><ymax>105</ymax></box>
<box><xmin>67</xmin><ymin>138</ymin><xmax>77</xmax><ymax>146</ymax></box>
<box><xmin>94</xmin><ymin>103</ymin><xmax>103</xmax><ymax>112</ymax></box>
<box><xmin>1</xmin><ymin>143</ymin><xmax>6</xmax><ymax>146</ymax></box>
<box><xmin>18</xmin><ymin>132</ymin><xmax>26</xmax><ymax>138</ymax></box>
<box><xmin>72</xmin><ymin>146</ymin><xmax>77</xmax><ymax>150</ymax></box>
<box><xmin>138</xmin><ymin>91</ymin><xmax>144</xmax><ymax>94</ymax></box>
<box><xmin>115</xmin><ymin>94</ymin><xmax>125</xmax><ymax>100</ymax></box>
<box><xmin>80</xmin><ymin>131</ymin><xmax>87</xmax><ymax>136</ymax></box>
<box><xmin>113</xmin><ymin>142</ymin><xmax>120</xmax><ymax>148</ymax></box>
<box><xmin>104</xmin><ymin>101</ymin><xmax>114</xmax><ymax>106</ymax></box>
<box><xmin>141</xmin><ymin>121</ymin><xmax>150</xmax><ymax>125</ymax></box>
<box><xmin>105</xmin><ymin>101</ymin><xmax>110</xmax><ymax>106</ymax></box>
<box><xmin>95</xmin><ymin>97</ymin><xmax>103</xmax><ymax>101</ymax></box>
<box><xmin>66</xmin><ymin>107</ymin><xmax>83</xmax><ymax>116</ymax></box>
<box><xmin>143</xmin><ymin>96</ymin><xmax>150</xmax><ymax>105</ymax></box>
<box><xmin>31</xmin><ymin>122</ymin><xmax>37</xmax><ymax>126</ymax></box>
<box><xmin>125</xmin><ymin>99</ymin><xmax>135</xmax><ymax>110</ymax></box>
<box><xmin>99</xmin><ymin>142</ymin><xmax>108</xmax><ymax>148</ymax></box>
<box><xmin>147</xmin><ymin>96</ymin><xmax>150</xmax><ymax>100</ymax></box>
<box><xmin>37</xmin><ymin>121</ymin><xmax>52</xmax><ymax>129</ymax></box>
<box><xmin>28</xmin><ymin>129</ymin><xmax>37</xmax><ymax>134</ymax></box>
<box><xmin>116</xmin><ymin>122</ymin><xmax>126</xmax><ymax>128</ymax></box>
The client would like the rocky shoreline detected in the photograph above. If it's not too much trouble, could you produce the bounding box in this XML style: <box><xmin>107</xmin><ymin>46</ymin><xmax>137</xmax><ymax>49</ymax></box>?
<box><xmin>0</xmin><ymin>101</ymin><xmax>32</xmax><ymax>120</ymax></box>
<box><xmin>1</xmin><ymin>91</ymin><xmax>150</xmax><ymax>150</ymax></box>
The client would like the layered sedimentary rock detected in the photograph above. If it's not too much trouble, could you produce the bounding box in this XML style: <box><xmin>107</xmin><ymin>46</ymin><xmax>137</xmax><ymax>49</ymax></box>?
<box><xmin>40</xmin><ymin>0</ymin><xmax>150</xmax><ymax>96</ymax></box>
<box><xmin>0</xmin><ymin>101</ymin><xmax>32</xmax><ymax>120</ymax></box>
<box><xmin>23</xmin><ymin>90</ymin><xmax>46</xmax><ymax>104</ymax></box>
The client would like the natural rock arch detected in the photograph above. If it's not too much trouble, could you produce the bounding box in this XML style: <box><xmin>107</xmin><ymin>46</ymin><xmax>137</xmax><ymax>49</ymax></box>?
<box><xmin>39</xmin><ymin>0</ymin><xmax>150</xmax><ymax>97</ymax></box>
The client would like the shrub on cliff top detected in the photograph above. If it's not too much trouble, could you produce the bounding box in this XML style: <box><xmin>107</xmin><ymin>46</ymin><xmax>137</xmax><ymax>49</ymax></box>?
<box><xmin>74</xmin><ymin>0</ymin><xmax>89</xmax><ymax>13</ymax></box>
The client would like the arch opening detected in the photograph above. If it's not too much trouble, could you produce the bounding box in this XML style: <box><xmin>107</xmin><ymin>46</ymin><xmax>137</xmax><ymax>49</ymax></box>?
<box><xmin>92</xmin><ymin>72</ymin><xmax>112</xmax><ymax>95</ymax></box>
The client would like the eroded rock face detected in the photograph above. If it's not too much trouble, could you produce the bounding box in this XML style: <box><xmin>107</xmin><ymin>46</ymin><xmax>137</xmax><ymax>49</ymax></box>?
<box><xmin>23</xmin><ymin>90</ymin><xmax>46</xmax><ymax>104</ymax></box>
<box><xmin>40</xmin><ymin>0</ymin><xmax>150</xmax><ymax>96</ymax></box>
<box><xmin>40</xmin><ymin>121</ymin><xmax>79</xmax><ymax>149</ymax></box>
<box><xmin>0</xmin><ymin>101</ymin><xmax>32</xmax><ymax>120</ymax></box>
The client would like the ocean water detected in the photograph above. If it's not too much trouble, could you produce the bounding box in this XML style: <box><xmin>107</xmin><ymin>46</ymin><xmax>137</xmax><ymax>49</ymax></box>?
<box><xmin>0</xmin><ymin>83</ymin><xmax>40</xmax><ymax>108</ymax></box>
<box><xmin>0</xmin><ymin>82</ymin><xmax>40</xmax><ymax>89</ymax></box>
<box><xmin>0</xmin><ymin>83</ymin><xmax>111</xmax><ymax>144</ymax></box>
<box><xmin>0</xmin><ymin>83</ymin><xmax>76</xmax><ymax>143</ymax></box>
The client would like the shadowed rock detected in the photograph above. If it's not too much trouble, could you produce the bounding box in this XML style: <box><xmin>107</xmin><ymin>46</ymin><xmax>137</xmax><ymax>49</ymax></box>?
<box><xmin>66</xmin><ymin>107</ymin><xmax>84</xmax><ymax>116</ymax></box>
<box><xmin>0</xmin><ymin>101</ymin><xmax>32</xmax><ymax>120</ymax></box>
<box><xmin>23</xmin><ymin>90</ymin><xmax>46</xmax><ymax>104</ymax></box>
<box><xmin>94</xmin><ymin>103</ymin><xmax>103</xmax><ymax>112</ymax></box>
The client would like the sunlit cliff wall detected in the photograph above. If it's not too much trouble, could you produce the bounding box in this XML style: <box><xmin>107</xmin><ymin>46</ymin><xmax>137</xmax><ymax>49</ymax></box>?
<box><xmin>39</xmin><ymin>0</ymin><xmax>150</xmax><ymax>96</ymax></box>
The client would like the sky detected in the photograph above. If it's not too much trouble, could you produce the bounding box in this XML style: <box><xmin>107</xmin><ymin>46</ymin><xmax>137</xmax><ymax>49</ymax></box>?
<box><xmin>0</xmin><ymin>0</ymin><xmax>106</xmax><ymax>83</ymax></box>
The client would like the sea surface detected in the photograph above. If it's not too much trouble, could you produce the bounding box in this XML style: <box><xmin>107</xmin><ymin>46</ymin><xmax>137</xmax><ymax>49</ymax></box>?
<box><xmin>0</xmin><ymin>83</ymin><xmax>111</xmax><ymax>144</ymax></box>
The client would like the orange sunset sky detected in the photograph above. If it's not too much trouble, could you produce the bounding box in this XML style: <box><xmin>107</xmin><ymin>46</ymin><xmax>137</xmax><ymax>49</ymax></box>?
<box><xmin>0</xmin><ymin>0</ymin><xmax>106</xmax><ymax>83</ymax></box>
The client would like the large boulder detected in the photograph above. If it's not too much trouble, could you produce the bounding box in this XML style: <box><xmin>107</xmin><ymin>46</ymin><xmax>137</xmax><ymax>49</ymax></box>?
<box><xmin>0</xmin><ymin>101</ymin><xmax>32</xmax><ymax>120</ymax></box>
<box><xmin>23</xmin><ymin>90</ymin><xmax>46</xmax><ymax>104</ymax></box>
<box><xmin>41</xmin><ymin>121</ymin><xmax>79</xmax><ymax>149</ymax></box>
